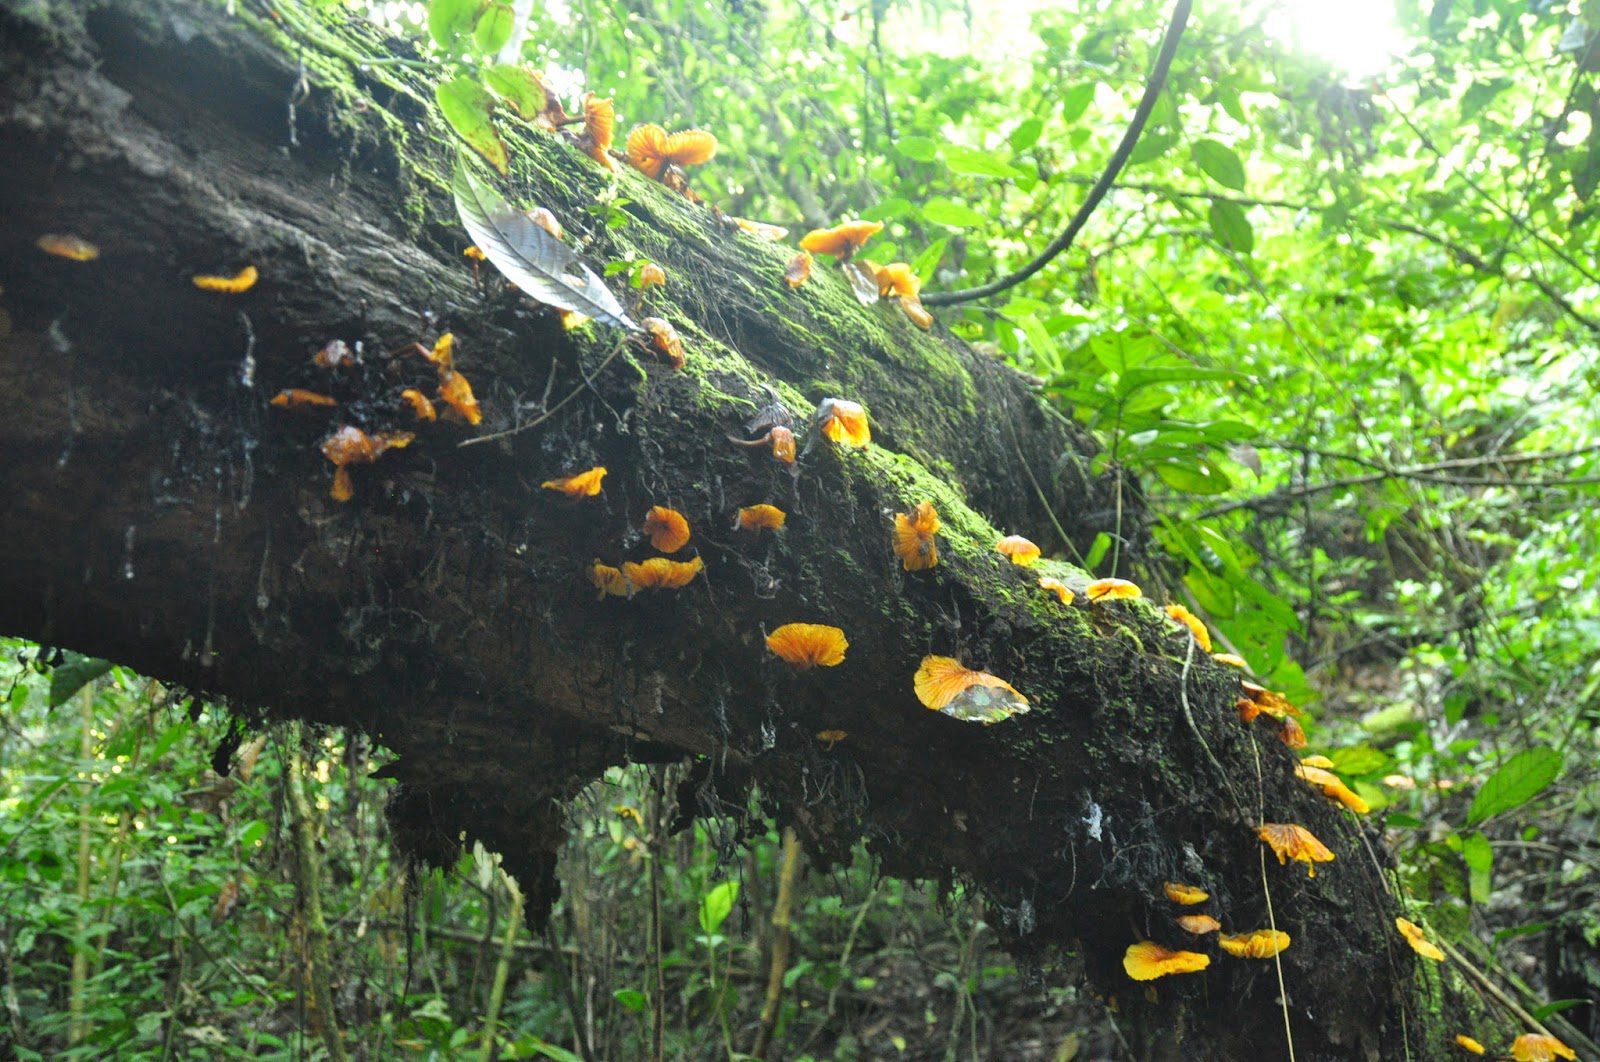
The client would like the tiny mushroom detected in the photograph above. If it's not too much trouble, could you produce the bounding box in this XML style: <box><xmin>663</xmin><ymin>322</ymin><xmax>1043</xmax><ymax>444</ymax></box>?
<box><xmin>1176</xmin><ymin>914</ymin><xmax>1222</xmax><ymax>935</ymax></box>
<box><xmin>1086</xmin><ymin>577</ymin><xmax>1141</xmax><ymax>602</ymax></box>
<box><xmin>1122</xmin><ymin>941</ymin><xmax>1210</xmax><ymax>981</ymax></box>
<box><xmin>642</xmin><ymin>505</ymin><xmax>691</xmax><ymax>553</ymax></box>
<box><xmin>996</xmin><ymin>535</ymin><xmax>1041</xmax><ymax>566</ymax></box>
<box><xmin>913</xmin><ymin>656</ymin><xmax>1030</xmax><ymax>724</ymax></box>
<box><xmin>641</xmin><ymin>317</ymin><xmax>686</xmax><ymax>369</ymax></box>
<box><xmin>732</xmin><ymin>217</ymin><xmax>789</xmax><ymax>241</ymax></box>
<box><xmin>192</xmin><ymin>265</ymin><xmax>258</xmax><ymax>293</ymax></box>
<box><xmin>766</xmin><ymin>623</ymin><xmax>848</xmax><ymax>669</ymax></box>
<box><xmin>1296</xmin><ymin>764</ymin><xmax>1371</xmax><ymax>814</ymax></box>
<box><xmin>400</xmin><ymin>388</ymin><xmax>438</xmax><ymax>421</ymax></box>
<box><xmin>1300</xmin><ymin>754</ymin><xmax>1336</xmax><ymax>769</ymax></box>
<box><xmin>1279</xmin><ymin>716</ymin><xmax>1308</xmax><ymax>748</ymax></box>
<box><xmin>1212</xmin><ymin>652</ymin><xmax>1250</xmax><ymax>668</ymax></box>
<box><xmin>1258</xmin><ymin>823</ymin><xmax>1335</xmax><ymax>877</ymax></box>
<box><xmin>799</xmin><ymin>220</ymin><xmax>882</xmax><ymax>261</ymax></box>
<box><xmin>736</xmin><ymin>504</ymin><xmax>787</xmax><ymax>532</ymax></box>
<box><xmin>784</xmin><ymin>250</ymin><xmax>813</xmax><ymax>288</ymax></box>
<box><xmin>36</xmin><ymin>233</ymin><xmax>100</xmax><ymax>261</ymax></box>
<box><xmin>1395</xmin><ymin>918</ymin><xmax>1445</xmax><ymax>962</ymax></box>
<box><xmin>816</xmin><ymin>729</ymin><xmax>848</xmax><ymax>750</ymax></box>
<box><xmin>314</xmin><ymin>340</ymin><xmax>356</xmax><ymax>369</ymax></box>
<box><xmin>589</xmin><ymin>560</ymin><xmax>630</xmax><ymax>598</ymax></box>
<box><xmin>1510</xmin><ymin>1033</ymin><xmax>1577</xmax><ymax>1061</ymax></box>
<box><xmin>1217</xmin><ymin>929</ymin><xmax>1291</xmax><ymax>959</ymax></box>
<box><xmin>1454</xmin><ymin>1034</ymin><xmax>1485</xmax><ymax>1055</ymax></box>
<box><xmin>320</xmin><ymin>426</ymin><xmax>414</xmax><ymax>502</ymax></box>
<box><xmin>638</xmin><ymin>262</ymin><xmax>667</xmax><ymax>288</ymax></box>
<box><xmin>578</xmin><ymin>93</ymin><xmax>617</xmax><ymax>170</ymax></box>
<box><xmin>814</xmin><ymin>398</ymin><xmax>871</xmax><ymax>447</ymax></box>
<box><xmin>437</xmin><ymin>370</ymin><xmax>482</xmax><ymax>424</ymax></box>
<box><xmin>1038</xmin><ymin>576</ymin><xmax>1074</xmax><ymax>604</ymax></box>
<box><xmin>1163</xmin><ymin>882</ymin><xmax>1209</xmax><ymax>905</ymax></box>
<box><xmin>769</xmin><ymin>426</ymin><xmax>797</xmax><ymax>464</ymax></box>
<box><xmin>270</xmin><ymin>389</ymin><xmax>338</xmax><ymax>409</ymax></box>
<box><xmin>542</xmin><ymin>466</ymin><xmax>608</xmax><ymax>497</ymax></box>
<box><xmin>622</xmin><ymin>556</ymin><xmax>704</xmax><ymax>591</ymax></box>
<box><xmin>873</xmin><ymin>262</ymin><xmax>934</xmax><ymax>330</ymax></box>
<box><xmin>1164</xmin><ymin>604</ymin><xmax>1212</xmax><ymax>652</ymax></box>
<box><xmin>893</xmin><ymin>502</ymin><xmax>941</xmax><ymax>571</ymax></box>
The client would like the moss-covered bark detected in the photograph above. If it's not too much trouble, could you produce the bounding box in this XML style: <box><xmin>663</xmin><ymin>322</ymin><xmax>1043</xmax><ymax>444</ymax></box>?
<box><xmin>0</xmin><ymin>1</ymin><xmax>1519</xmax><ymax>1056</ymax></box>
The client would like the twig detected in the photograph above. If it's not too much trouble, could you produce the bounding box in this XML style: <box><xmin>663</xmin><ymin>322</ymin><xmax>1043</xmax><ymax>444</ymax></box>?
<box><xmin>457</xmin><ymin>339</ymin><xmax>627</xmax><ymax>448</ymax></box>
<box><xmin>923</xmin><ymin>0</ymin><xmax>1192</xmax><ymax>306</ymax></box>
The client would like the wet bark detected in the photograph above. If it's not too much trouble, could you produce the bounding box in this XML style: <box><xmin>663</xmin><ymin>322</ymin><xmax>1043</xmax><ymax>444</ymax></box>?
<box><xmin>0</xmin><ymin>1</ymin><xmax>1493</xmax><ymax>1056</ymax></box>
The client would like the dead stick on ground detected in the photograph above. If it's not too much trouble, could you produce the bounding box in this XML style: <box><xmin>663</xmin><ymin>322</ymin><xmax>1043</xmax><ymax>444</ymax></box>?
<box><xmin>751</xmin><ymin>827</ymin><xmax>802</xmax><ymax>1060</ymax></box>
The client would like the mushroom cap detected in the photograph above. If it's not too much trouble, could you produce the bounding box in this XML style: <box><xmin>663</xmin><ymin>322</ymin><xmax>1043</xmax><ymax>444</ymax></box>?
<box><xmin>1510</xmin><ymin>1033</ymin><xmax>1577</xmax><ymax>1061</ymax></box>
<box><xmin>626</xmin><ymin>123</ymin><xmax>668</xmax><ymax>177</ymax></box>
<box><xmin>1164</xmin><ymin>604</ymin><xmax>1212</xmax><ymax>652</ymax></box>
<box><xmin>1176</xmin><ymin>914</ymin><xmax>1222</xmax><ymax>935</ymax></box>
<box><xmin>1257</xmin><ymin>823</ymin><xmax>1335</xmax><ymax>876</ymax></box>
<box><xmin>662</xmin><ymin>129</ymin><xmax>717</xmax><ymax>166</ymax></box>
<box><xmin>642</xmin><ymin>506</ymin><xmax>692</xmax><ymax>553</ymax></box>
<box><xmin>1086</xmin><ymin>577</ymin><xmax>1141</xmax><ymax>601</ymax></box>
<box><xmin>192</xmin><ymin>265</ymin><xmax>258</xmax><ymax>293</ymax></box>
<box><xmin>1122</xmin><ymin>941</ymin><xmax>1210</xmax><ymax>981</ymax></box>
<box><xmin>1218</xmin><ymin>929</ymin><xmax>1291</xmax><ymax>959</ymax></box>
<box><xmin>400</xmin><ymin>389</ymin><xmax>437</xmax><ymax>421</ymax></box>
<box><xmin>582</xmin><ymin>93</ymin><xmax>615</xmax><ymax>152</ymax></box>
<box><xmin>642</xmin><ymin>317</ymin><xmax>686</xmax><ymax>368</ymax></box>
<box><xmin>798</xmin><ymin>220</ymin><xmax>883</xmax><ymax>258</ymax></box>
<box><xmin>1395</xmin><ymin>918</ymin><xmax>1445</xmax><ymax>962</ymax></box>
<box><xmin>769</xmin><ymin>426</ymin><xmax>797</xmax><ymax>463</ymax></box>
<box><xmin>438</xmin><ymin>370</ymin><xmax>482</xmax><ymax>424</ymax></box>
<box><xmin>995</xmin><ymin>535</ymin><xmax>1041</xmax><ymax>566</ymax></box>
<box><xmin>1163</xmin><ymin>882</ymin><xmax>1210</xmax><ymax>905</ymax></box>
<box><xmin>874</xmin><ymin>261</ymin><xmax>921</xmax><ymax>298</ymax></box>
<box><xmin>270</xmin><ymin>389</ymin><xmax>338</xmax><ymax>409</ymax></box>
<box><xmin>1454</xmin><ymin>1034</ymin><xmax>1485</xmax><ymax>1055</ymax></box>
<box><xmin>1296</xmin><ymin>764</ymin><xmax>1370</xmax><ymax>813</ymax></box>
<box><xmin>784</xmin><ymin>250</ymin><xmax>813</xmax><ymax>288</ymax></box>
<box><xmin>1038</xmin><ymin>576</ymin><xmax>1075</xmax><ymax>604</ymax></box>
<box><xmin>638</xmin><ymin>262</ymin><xmax>667</xmax><ymax>288</ymax></box>
<box><xmin>913</xmin><ymin>656</ymin><xmax>1026</xmax><ymax>715</ymax></box>
<box><xmin>893</xmin><ymin>502</ymin><xmax>941</xmax><ymax>571</ymax></box>
<box><xmin>734</xmin><ymin>217</ymin><xmax>789</xmax><ymax>241</ymax></box>
<box><xmin>1212</xmin><ymin>652</ymin><xmax>1249</xmax><ymax>668</ymax></box>
<box><xmin>815</xmin><ymin>398</ymin><xmax>871</xmax><ymax>447</ymax></box>
<box><xmin>542</xmin><ymin>466</ymin><xmax>608</xmax><ymax>497</ymax></box>
<box><xmin>737</xmin><ymin>504</ymin><xmax>787</xmax><ymax>532</ymax></box>
<box><xmin>589</xmin><ymin>560</ymin><xmax>629</xmax><ymax>598</ymax></box>
<box><xmin>37</xmin><ymin>233</ymin><xmax>100</xmax><ymax>261</ymax></box>
<box><xmin>766</xmin><ymin>623</ymin><xmax>849</xmax><ymax>668</ymax></box>
<box><xmin>622</xmin><ymin>555</ymin><xmax>704</xmax><ymax>591</ymax></box>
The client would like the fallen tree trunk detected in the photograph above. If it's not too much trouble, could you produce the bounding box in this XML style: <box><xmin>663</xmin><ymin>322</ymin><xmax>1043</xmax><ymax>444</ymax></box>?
<box><xmin>0</xmin><ymin>1</ymin><xmax>1503</xmax><ymax>1056</ymax></box>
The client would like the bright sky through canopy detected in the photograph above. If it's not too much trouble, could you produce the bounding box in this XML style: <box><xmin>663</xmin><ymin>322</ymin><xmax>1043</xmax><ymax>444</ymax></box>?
<box><xmin>1265</xmin><ymin>0</ymin><xmax>1407</xmax><ymax>78</ymax></box>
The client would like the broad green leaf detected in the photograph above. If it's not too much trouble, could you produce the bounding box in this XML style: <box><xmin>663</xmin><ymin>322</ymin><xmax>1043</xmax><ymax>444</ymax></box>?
<box><xmin>1328</xmin><ymin>745</ymin><xmax>1388</xmax><ymax>776</ymax></box>
<box><xmin>911</xmin><ymin>237</ymin><xmax>949</xmax><ymax>286</ymax></box>
<box><xmin>1154</xmin><ymin>458</ymin><xmax>1232</xmax><ymax>494</ymax></box>
<box><xmin>526</xmin><ymin>1040</ymin><xmax>586</xmax><ymax>1062</ymax></box>
<box><xmin>895</xmin><ymin>135</ymin><xmax>940</xmax><ymax>162</ymax></box>
<box><xmin>472</xmin><ymin>1</ymin><xmax>515</xmax><ymax>54</ymax></box>
<box><xmin>613</xmin><ymin>988</ymin><xmax>647</xmax><ymax>1013</ymax></box>
<box><xmin>427</xmin><ymin>0</ymin><xmax>483</xmax><ymax>52</ymax></box>
<box><xmin>1466</xmin><ymin>747</ymin><xmax>1562</xmax><ymax>825</ymax></box>
<box><xmin>1008</xmin><ymin>117</ymin><xmax>1044</xmax><ymax>153</ymax></box>
<box><xmin>482</xmin><ymin>64</ymin><xmax>546</xmax><ymax>120</ymax></box>
<box><xmin>1127</xmin><ymin>131</ymin><xmax>1175</xmax><ymax>165</ymax></box>
<box><xmin>1192</xmin><ymin>139</ymin><xmax>1246</xmax><ymax>190</ymax></box>
<box><xmin>436</xmin><ymin>77</ymin><xmax>507</xmax><ymax>174</ymax></box>
<box><xmin>1083</xmin><ymin>532</ymin><xmax>1112</xmax><ymax>570</ymax></box>
<box><xmin>1532</xmin><ymin>1000</ymin><xmax>1589</xmax><ymax>1021</ymax></box>
<box><xmin>1460</xmin><ymin>831</ymin><xmax>1492</xmax><ymax>904</ymax></box>
<box><xmin>1207</xmin><ymin>201</ymin><xmax>1253</xmax><ymax>254</ymax></box>
<box><xmin>1060</xmin><ymin>83</ymin><xmax>1095</xmax><ymax>123</ymax></box>
<box><xmin>922</xmin><ymin>198</ymin><xmax>988</xmax><ymax>228</ymax></box>
<box><xmin>943</xmin><ymin>144</ymin><xmax>1024</xmax><ymax>179</ymax></box>
<box><xmin>698</xmin><ymin>879</ymin><xmax>739</xmax><ymax>935</ymax></box>
<box><xmin>49</xmin><ymin>652</ymin><xmax>112</xmax><ymax>707</ymax></box>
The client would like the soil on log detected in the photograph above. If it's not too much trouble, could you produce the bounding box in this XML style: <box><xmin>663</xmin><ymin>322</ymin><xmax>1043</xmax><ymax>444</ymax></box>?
<box><xmin>0</xmin><ymin>2</ymin><xmax>1503</xmax><ymax>1056</ymax></box>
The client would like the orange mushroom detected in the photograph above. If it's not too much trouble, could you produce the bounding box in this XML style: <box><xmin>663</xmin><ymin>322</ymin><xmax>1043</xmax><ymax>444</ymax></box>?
<box><xmin>798</xmin><ymin>220</ymin><xmax>883</xmax><ymax>261</ymax></box>
<box><xmin>1038</xmin><ymin>576</ymin><xmax>1075</xmax><ymax>604</ymax></box>
<box><xmin>874</xmin><ymin>262</ymin><xmax>920</xmax><ymax>299</ymax></box>
<box><xmin>1279</xmin><ymin>716</ymin><xmax>1308</xmax><ymax>748</ymax></box>
<box><xmin>625</xmin><ymin>124</ymin><xmax>718</xmax><ymax>179</ymax></box>
<box><xmin>1122</xmin><ymin>941</ymin><xmax>1210</xmax><ymax>981</ymax></box>
<box><xmin>642</xmin><ymin>505</ymin><xmax>691</xmax><ymax>552</ymax></box>
<box><xmin>1454</xmin><ymin>1034</ymin><xmax>1485</xmax><ymax>1055</ymax></box>
<box><xmin>769</xmin><ymin>426</ymin><xmax>797</xmax><ymax>464</ymax></box>
<box><xmin>816</xmin><ymin>729</ymin><xmax>848</xmax><ymax>749</ymax></box>
<box><xmin>314</xmin><ymin>339</ymin><xmax>356</xmax><ymax>370</ymax></box>
<box><xmin>765</xmin><ymin>623</ymin><xmax>848</xmax><ymax>669</ymax></box>
<box><xmin>1163</xmin><ymin>882</ymin><xmax>1209</xmax><ymax>905</ymax></box>
<box><xmin>36</xmin><ymin>233</ymin><xmax>100</xmax><ymax>261</ymax></box>
<box><xmin>1395</xmin><ymin>918</ymin><xmax>1445</xmax><ymax>962</ymax></box>
<box><xmin>1212</xmin><ymin>652</ymin><xmax>1249</xmax><ymax>668</ymax></box>
<box><xmin>1218</xmin><ymin>929</ymin><xmax>1291</xmax><ymax>959</ymax></box>
<box><xmin>1240</xmin><ymin>681</ymin><xmax>1302</xmax><ymax>719</ymax></box>
<box><xmin>893</xmin><ymin>502</ymin><xmax>941</xmax><ymax>571</ymax></box>
<box><xmin>622</xmin><ymin>555</ymin><xmax>704</xmax><ymax>591</ymax></box>
<box><xmin>996</xmin><ymin>536</ymin><xmax>1041</xmax><ymax>566</ymax></box>
<box><xmin>638</xmin><ymin>262</ymin><xmax>667</xmax><ymax>288</ymax></box>
<box><xmin>641</xmin><ymin>317</ymin><xmax>686</xmax><ymax>368</ymax></box>
<box><xmin>1163</xmin><ymin>604</ymin><xmax>1212</xmax><ymax>652</ymax></box>
<box><xmin>1086</xmin><ymin>578</ymin><xmax>1141</xmax><ymax>601</ymax></box>
<box><xmin>400</xmin><ymin>388</ymin><xmax>438</xmax><ymax>421</ymax></box>
<box><xmin>464</xmin><ymin>245</ymin><xmax>487</xmax><ymax>261</ymax></box>
<box><xmin>1176</xmin><ymin>914</ymin><xmax>1222</xmax><ymax>935</ymax></box>
<box><xmin>731</xmin><ymin>217</ymin><xmax>789</xmax><ymax>241</ymax></box>
<box><xmin>589</xmin><ymin>560</ymin><xmax>630</xmax><ymax>598</ymax></box>
<box><xmin>192</xmin><ymin>265</ymin><xmax>258</xmax><ymax>293</ymax></box>
<box><xmin>1258</xmin><ymin>823</ymin><xmax>1335</xmax><ymax>877</ymax></box>
<box><xmin>542</xmin><ymin>466</ymin><xmax>607</xmax><ymax>497</ymax></box>
<box><xmin>1296</xmin><ymin>764</ymin><xmax>1371</xmax><ymax>814</ymax></box>
<box><xmin>814</xmin><ymin>398</ymin><xmax>871</xmax><ymax>447</ymax></box>
<box><xmin>320</xmin><ymin>426</ymin><xmax>414</xmax><ymax>502</ymax></box>
<box><xmin>427</xmin><ymin>332</ymin><xmax>456</xmax><ymax>371</ymax></box>
<box><xmin>269</xmin><ymin>389</ymin><xmax>338</xmax><ymax>409</ymax></box>
<box><xmin>913</xmin><ymin>656</ymin><xmax>1030</xmax><ymax>724</ymax></box>
<box><xmin>578</xmin><ymin>93</ymin><xmax>617</xmax><ymax>170</ymax></box>
<box><xmin>437</xmin><ymin>370</ymin><xmax>482</xmax><ymax>424</ymax></box>
<box><xmin>736</xmin><ymin>504</ymin><xmax>787</xmax><ymax>532</ymax></box>
<box><xmin>1510</xmin><ymin>1033</ymin><xmax>1577</xmax><ymax>1061</ymax></box>
<box><xmin>1300</xmin><ymin>754</ymin><xmax>1335</xmax><ymax>768</ymax></box>
<box><xmin>784</xmin><ymin>251</ymin><xmax>813</xmax><ymax>288</ymax></box>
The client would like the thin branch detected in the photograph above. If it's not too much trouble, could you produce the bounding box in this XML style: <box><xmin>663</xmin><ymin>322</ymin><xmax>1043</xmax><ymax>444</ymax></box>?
<box><xmin>922</xmin><ymin>0</ymin><xmax>1193</xmax><ymax>307</ymax></box>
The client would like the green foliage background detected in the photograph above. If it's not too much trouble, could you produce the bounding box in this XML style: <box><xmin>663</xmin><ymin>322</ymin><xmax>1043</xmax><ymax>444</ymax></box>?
<box><xmin>4</xmin><ymin>0</ymin><xmax>1599</xmax><ymax>1056</ymax></box>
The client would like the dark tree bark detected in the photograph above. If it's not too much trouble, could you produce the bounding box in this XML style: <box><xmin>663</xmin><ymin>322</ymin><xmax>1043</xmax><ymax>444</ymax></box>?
<box><xmin>0</xmin><ymin>1</ymin><xmax>1506</xmax><ymax>1056</ymax></box>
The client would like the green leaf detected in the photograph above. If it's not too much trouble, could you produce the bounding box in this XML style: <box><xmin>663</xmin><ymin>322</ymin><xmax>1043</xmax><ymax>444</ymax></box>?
<box><xmin>1060</xmin><ymin>83</ymin><xmax>1095</xmax><ymax>123</ymax></box>
<box><xmin>1532</xmin><ymin>999</ymin><xmax>1589</xmax><ymax>1021</ymax></box>
<box><xmin>1083</xmin><ymin>532</ymin><xmax>1112</xmax><ymax>570</ymax></box>
<box><xmin>526</xmin><ymin>1040</ymin><xmax>586</xmax><ymax>1062</ymax></box>
<box><xmin>1192</xmin><ymin>138</ymin><xmax>1246</xmax><ymax>190</ymax></box>
<box><xmin>895</xmin><ymin>135</ymin><xmax>940</xmax><ymax>162</ymax></box>
<box><xmin>436</xmin><ymin>78</ymin><xmax>508</xmax><ymax>174</ymax></box>
<box><xmin>1008</xmin><ymin>118</ymin><xmax>1044</xmax><ymax>153</ymax></box>
<box><xmin>473</xmin><ymin>1</ymin><xmax>515</xmax><ymax>54</ymax></box>
<box><xmin>1460</xmin><ymin>831</ymin><xmax>1492</xmax><ymax>904</ymax></box>
<box><xmin>49</xmin><ymin>653</ymin><xmax>112</xmax><ymax>707</ymax></box>
<box><xmin>1207</xmin><ymin>201</ymin><xmax>1253</xmax><ymax>254</ymax></box>
<box><xmin>1153</xmin><ymin>459</ymin><xmax>1232</xmax><ymax>494</ymax></box>
<box><xmin>1127</xmin><ymin>131</ymin><xmax>1175</xmax><ymax>165</ymax></box>
<box><xmin>698</xmin><ymin>880</ymin><xmax>739</xmax><ymax>935</ymax></box>
<box><xmin>922</xmin><ymin>198</ymin><xmax>988</xmax><ymax>228</ymax></box>
<box><xmin>481</xmin><ymin>64</ymin><xmax>546</xmax><ymax>120</ymax></box>
<box><xmin>612</xmin><ymin>988</ymin><xmax>647</xmax><ymax>1013</ymax></box>
<box><xmin>943</xmin><ymin>145</ymin><xmax>1024</xmax><ymax>179</ymax></box>
<box><xmin>1328</xmin><ymin>745</ymin><xmax>1389</xmax><ymax>776</ymax></box>
<box><xmin>1466</xmin><ymin>748</ymin><xmax>1562</xmax><ymax>825</ymax></box>
<box><xmin>427</xmin><ymin>0</ymin><xmax>483</xmax><ymax>52</ymax></box>
<box><xmin>911</xmin><ymin>237</ymin><xmax>949</xmax><ymax>287</ymax></box>
<box><xmin>238</xmin><ymin>820</ymin><xmax>271</xmax><ymax>848</ymax></box>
